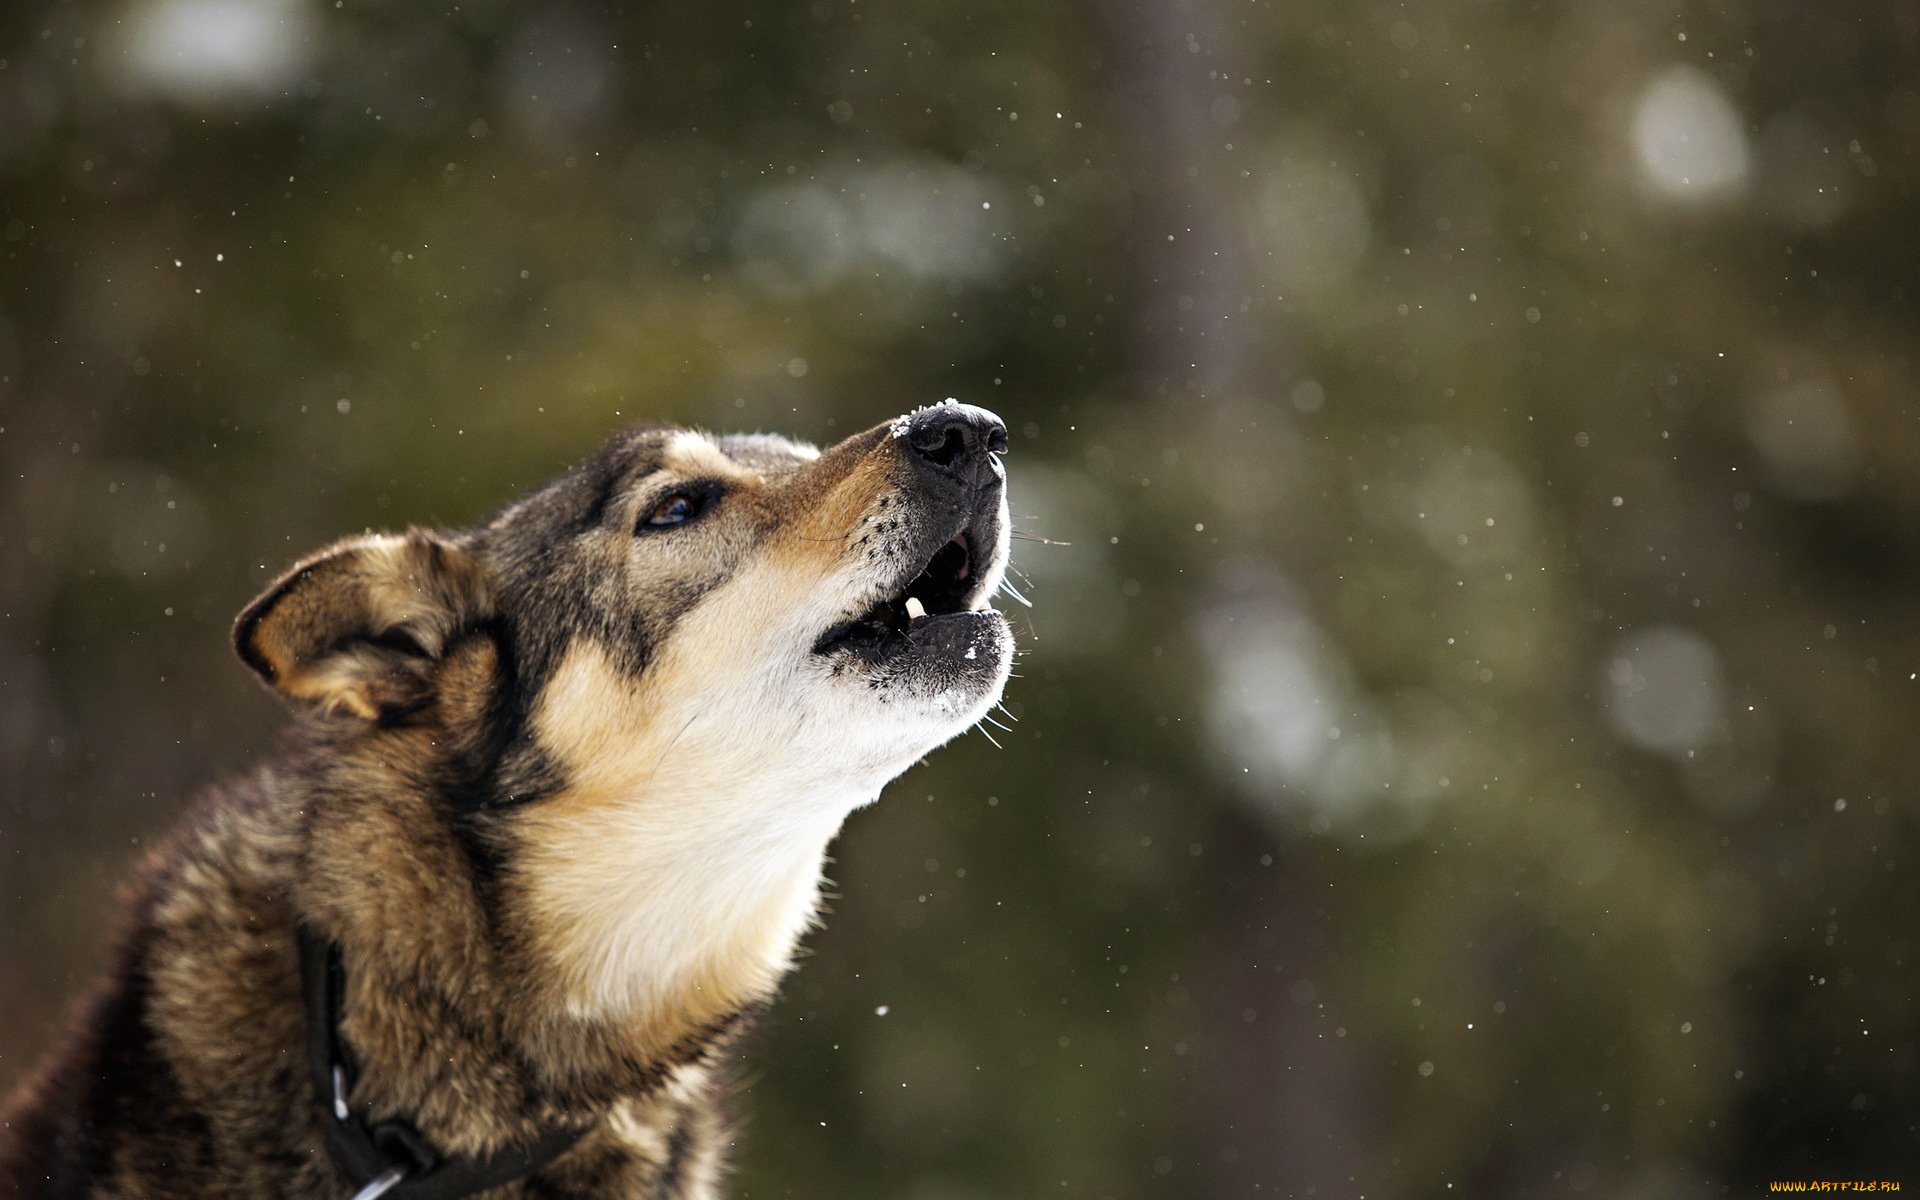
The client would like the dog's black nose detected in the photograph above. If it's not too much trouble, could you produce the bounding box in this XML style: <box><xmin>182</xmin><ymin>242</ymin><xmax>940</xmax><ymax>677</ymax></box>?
<box><xmin>902</xmin><ymin>402</ymin><xmax>1008</xmax><ymax>489</ymax></box>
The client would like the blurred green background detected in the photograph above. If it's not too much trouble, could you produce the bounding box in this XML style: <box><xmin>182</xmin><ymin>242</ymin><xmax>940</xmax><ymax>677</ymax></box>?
<box><xmin>4</xmin><ymin>0</ymin><xmax>1919</xmax><ymax>1193</ymax></box>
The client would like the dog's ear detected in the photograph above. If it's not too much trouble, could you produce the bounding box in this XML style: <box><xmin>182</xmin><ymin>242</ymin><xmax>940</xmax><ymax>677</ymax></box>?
<box><xmin>233</xmin><ymin>529</ymin><xmax>495</xmax><ymax>720</ymax></box>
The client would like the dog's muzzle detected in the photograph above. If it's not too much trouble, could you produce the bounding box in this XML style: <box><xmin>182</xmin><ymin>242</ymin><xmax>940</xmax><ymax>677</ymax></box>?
<box><xmin>812</xmin><ymin>402</ymin><xmax>1010</xmax><ymax>667</ymax></box>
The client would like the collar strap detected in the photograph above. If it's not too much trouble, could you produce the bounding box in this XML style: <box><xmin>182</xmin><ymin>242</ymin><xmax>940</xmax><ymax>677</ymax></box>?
<box><xmin>298</xmin><ymin>925</ymin><xmax>589</xmax><ymax>1200</ymax></box>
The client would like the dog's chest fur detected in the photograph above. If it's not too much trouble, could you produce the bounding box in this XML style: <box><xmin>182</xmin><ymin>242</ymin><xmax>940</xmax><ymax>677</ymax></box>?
<box><xmin>4</xmin><ymin>769</ymin><xmax>735</xmax><ymax>1200</ymax></box>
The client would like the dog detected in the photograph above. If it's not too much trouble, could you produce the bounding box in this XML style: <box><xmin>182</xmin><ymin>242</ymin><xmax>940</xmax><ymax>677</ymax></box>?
<box><xmin>0</xmin><ymin>402</ymin><xmax>1014</xmax><ymax>1199</ymax></box>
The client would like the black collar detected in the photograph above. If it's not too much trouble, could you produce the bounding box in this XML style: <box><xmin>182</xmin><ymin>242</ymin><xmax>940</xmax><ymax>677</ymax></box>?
<box><xmin>298</xmin><ymin>925</ymin><xmax>589</xmax><ymax>1200</ymax></box>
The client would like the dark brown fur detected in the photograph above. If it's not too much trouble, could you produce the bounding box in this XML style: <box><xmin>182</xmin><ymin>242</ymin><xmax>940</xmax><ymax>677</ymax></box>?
<box><xmin>0</xmin><ymin>409</ymin><xmax>1015</xmax><ymax>1200</ymax></box>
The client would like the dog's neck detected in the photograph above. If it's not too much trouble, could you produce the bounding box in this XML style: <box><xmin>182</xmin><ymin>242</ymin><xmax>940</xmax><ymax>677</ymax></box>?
<box><xmin>516</xmin><ymin>786</ymin><xmax>851</xmax><ymax>1036</ymax></box>
<box><xmin>510</xmin><ymin>639</ymin><xmax>892</xmax><ymax>1049</ymax></box>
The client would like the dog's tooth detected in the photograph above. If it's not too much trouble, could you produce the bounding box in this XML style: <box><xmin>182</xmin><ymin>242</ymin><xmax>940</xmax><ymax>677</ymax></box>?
<box><xmin>904</xmin><ymin>596</ymin><xmax>927</xmax><ymax>620</ymax></box>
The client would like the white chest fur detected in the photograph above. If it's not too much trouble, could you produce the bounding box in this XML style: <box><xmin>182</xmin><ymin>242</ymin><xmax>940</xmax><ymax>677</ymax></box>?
<box><xmin>517</xmin><ymin>638</ymin><xmax>907</xmax><ymax>1025</ymax></box>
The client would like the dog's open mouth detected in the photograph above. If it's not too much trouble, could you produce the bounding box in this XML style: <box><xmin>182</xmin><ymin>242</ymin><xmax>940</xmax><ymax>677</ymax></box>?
<box><xmin>813</xmin><ymin>532</ymin><xmax>989</xmax><ymax>660</ymax></box>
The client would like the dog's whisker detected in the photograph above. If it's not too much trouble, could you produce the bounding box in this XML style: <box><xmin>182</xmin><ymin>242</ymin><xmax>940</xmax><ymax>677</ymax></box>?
<box><xmin>645</xmin><ymin>709</ymin><xmax>707</xmax><ymax>785</ymax></box>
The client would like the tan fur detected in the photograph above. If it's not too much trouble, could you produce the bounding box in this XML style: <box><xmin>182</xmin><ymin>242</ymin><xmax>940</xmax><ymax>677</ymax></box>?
<box><xmin>236</xmin><ymin>531</ymin><xmax>497</xmax><ymax>720</ymax></box>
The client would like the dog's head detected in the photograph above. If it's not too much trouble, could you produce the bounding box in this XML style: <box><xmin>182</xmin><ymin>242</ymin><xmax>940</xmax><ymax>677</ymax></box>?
<box><xmin>231</xmin><ymin>404</ymin><xmax>1014</xmax><ymax>1026</ymax></box>
<box><xmin>235</xmin><ymin>401</ymin><xmax>1014</xmax><ymax>794</ymax></box>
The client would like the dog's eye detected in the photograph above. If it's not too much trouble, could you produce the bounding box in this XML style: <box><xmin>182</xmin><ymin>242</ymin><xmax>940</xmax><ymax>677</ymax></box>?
<box><xmin>642</xmin><ymin>494</ymin><xmax>701</xmax><ymax>529</ymax></box>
